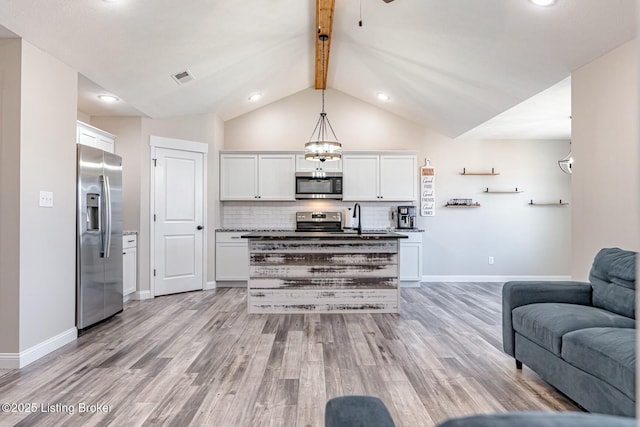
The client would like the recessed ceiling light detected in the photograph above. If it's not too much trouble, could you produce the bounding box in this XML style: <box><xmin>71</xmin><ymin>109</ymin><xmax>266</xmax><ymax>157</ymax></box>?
<box><xmin>98</xmin><ymin>94</ymin><xmax>119</xmax><ymax>103</ymax></box>
<box><xmin>377</xmin><ymin>92</ymin><xmax>390</xmax><ymax>101</ymax></box>
<box><xmin>529</xmin><ymin>0</ymin><xmax>557</xmax><ymax>6</ymax></box>
<box><xmin>248</xmin><ymin>93</ymin><xmax>262</xmax><ymax>102</ymax></box>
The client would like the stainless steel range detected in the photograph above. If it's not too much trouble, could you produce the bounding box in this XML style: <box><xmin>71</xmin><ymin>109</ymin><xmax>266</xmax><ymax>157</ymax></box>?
<box><xmin>295</xmin><ymin>211</ymin><xmax>343</xmax><ymax>232</ymax></box>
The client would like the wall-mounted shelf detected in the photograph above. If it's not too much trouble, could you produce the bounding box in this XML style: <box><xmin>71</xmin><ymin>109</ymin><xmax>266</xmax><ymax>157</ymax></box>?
<box><xmin>461</xmin><ymin>167</ymin><xmax>499</xmax><ymax>176</ymax></box>
<box><xmin>445</xmin><ymin>203</ymin><xmax>481</xmax><ymax>208</ymax></box>
<box><xmin>484</xmin><ymin>187</ymin><xmax>523</xmax><ymax>194</ymax></box>
<box><xmin>529</xmin><ymin>200</ymin><xmax>569</xmax><ymax>206</ymax></box>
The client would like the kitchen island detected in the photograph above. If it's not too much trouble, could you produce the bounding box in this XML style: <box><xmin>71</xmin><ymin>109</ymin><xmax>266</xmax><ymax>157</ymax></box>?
<box><xmin>242</xmin><ymin>231</ymin><xmax>407</xmax><ymax>314</ymax></box>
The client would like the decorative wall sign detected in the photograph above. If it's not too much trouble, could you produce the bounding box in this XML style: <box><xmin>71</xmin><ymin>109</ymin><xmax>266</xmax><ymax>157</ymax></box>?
<box><xmin>420</xmin><ymin>159</ymin><xmax>435</xmax><ymax>216</ymax></box>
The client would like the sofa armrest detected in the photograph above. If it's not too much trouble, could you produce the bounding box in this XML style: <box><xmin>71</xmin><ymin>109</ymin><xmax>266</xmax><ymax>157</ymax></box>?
<box><xmin>502</xmin><ymin>281</ymin><xmax>591</xmax><ymax>356</ymax></box>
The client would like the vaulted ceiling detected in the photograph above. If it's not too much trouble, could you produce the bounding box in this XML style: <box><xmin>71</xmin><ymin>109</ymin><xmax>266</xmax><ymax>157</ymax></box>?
<box><xmin>0</xmin><ymin>0</ymin><xmax>636</xmax><ymax>138</ymax></box>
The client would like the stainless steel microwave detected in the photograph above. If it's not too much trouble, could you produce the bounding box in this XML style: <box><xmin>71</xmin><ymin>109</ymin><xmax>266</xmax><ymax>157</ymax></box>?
<box><xmin>295</xmin><ymin>172</ymin><xmax>343</xmax><ymax>200</ymax></box>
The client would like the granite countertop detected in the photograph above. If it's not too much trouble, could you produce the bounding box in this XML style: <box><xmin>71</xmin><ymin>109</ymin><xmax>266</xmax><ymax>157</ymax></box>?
<box><xmin>241</xmin><ymin>231</ymin><xmax>409</xmax><ymax>240</ymax></box>
<box><xmin>216</xmin><ymin>228</ymin><xmax>424</xmax><ymax>233</ymax></box>
<box><xmin>123</xmin><ymin>230</ymin><xmax>138</xmax><ymax>235</ymax></box>
<box><xmin>216</xmin><ymin>228</ymin><xmax>295</xmax><ymax>232</ymax></box>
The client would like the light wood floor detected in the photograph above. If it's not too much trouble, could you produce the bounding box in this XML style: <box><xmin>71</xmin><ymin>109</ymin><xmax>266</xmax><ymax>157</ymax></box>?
<box><xmin>0</xmin><ymin>283</ymin><xmax>580</xmax><ymax>427</ymax></box>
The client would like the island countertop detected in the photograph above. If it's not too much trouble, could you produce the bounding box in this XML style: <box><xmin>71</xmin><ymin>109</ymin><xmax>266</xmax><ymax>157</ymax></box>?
<box><xmin>241</xmin><ymin>231</ymin><xmax>409</xmax><ymax>240</ymax></box>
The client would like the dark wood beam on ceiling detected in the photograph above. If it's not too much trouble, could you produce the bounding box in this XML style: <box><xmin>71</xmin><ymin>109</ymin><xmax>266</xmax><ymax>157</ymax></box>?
<box><xmin>315</xmin><ymin>0</ymin><xmax>335</xmax><ymax>90</ymax></box>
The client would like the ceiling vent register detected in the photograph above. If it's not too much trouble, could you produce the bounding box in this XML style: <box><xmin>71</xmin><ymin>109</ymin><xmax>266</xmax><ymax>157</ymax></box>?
<box><xmin>171</xmin><ymin>69</ymin><xmax>195</xmax><ymax>85</ymax></box>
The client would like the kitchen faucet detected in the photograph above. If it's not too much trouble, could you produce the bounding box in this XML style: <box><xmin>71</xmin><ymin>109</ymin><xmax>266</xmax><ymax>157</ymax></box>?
<box><xmin>352</xmin><ymin>203</ymin><xmax>362</xmax><ymax>235</ymax></box>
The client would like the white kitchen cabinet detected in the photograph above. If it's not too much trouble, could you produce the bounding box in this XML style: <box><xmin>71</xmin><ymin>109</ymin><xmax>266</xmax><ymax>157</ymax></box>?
<box><xmin>77</xmin><ymin>121</ymin><xmax>116</xmax><ymax>153</ymax></box>
<box><xmin>342</xmin><ymin>155</ymin><xmax>379</xmax><ymax>201</ymax></box>
<box><xmin>258</xmin><ymin>154</ymin><xmax>296</xmax><ymax>200</ymax></box>
<box><xmin>398</xmin><ymin>232</ymin><xmax>423</xmax><ymax>287</ymax></box>
<box><xmin>295</xmin><ymin>154</ymin><xmax>342</xmax><ymax>173</ymax></box>
<box><xmin>123</xmin><ymin>234</ymin><xmax>137</xmax><ymax>298</ymax></box>
<box><xmin>343</xmin><ymin>153</ymin><xmax>417</xmax><ymax>201</ymax></box>
<box><xmin>380</xmin><ymin>155</ymin><xmax>417</xmax><ymax>201</ymax></box>
<box><xmin>220</xmin><ymin>153</ymin><xmax>295</xmax><ymax>201</ymax></box>
<box><xmin>215</xmin><ymin>232</ymin><xmax>249</xmax><ymax>285</ymax></box>
<box><xmin>220</xmin><ymin>154</ymin><xmax>258</xmax><ymax>200</ymax></box>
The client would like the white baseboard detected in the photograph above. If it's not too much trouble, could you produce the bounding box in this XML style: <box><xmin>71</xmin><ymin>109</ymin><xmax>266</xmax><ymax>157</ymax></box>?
<box><xmin>421</xmin><ymin>275</ymin><xmax>572</xmax><ymax>283</ymax></box>
<box><xmin>400</xmin><ymin>281</ymin><xmax>421</xmax><ymax>288</ymax></box>
<box><xmin>0</xmin><ymin>353</ymin><xmax>19</xmax><ymax>369</ymax></box>
<box><xmin>216</xmin><ymin>281</ymin><xmax>248</xmax><ymax>288</ymax></box>
<box><xmin>205</xmin><ymin>281</ymin><xmax>217</xmax><ymax>290</ymax></box>
<box><xmin>130</xmin><ymin>290</ymin><xmax>153</xmax><ymax>300</ymax></box>
<box><xmin>0</xmin><ymin>327</ymin><xmax>77</xmax><ymax>369</ymax></box>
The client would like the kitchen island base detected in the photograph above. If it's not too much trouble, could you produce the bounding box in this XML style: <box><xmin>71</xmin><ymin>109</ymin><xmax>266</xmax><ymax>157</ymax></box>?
<box><xmin>245</xmin><ymin>234</ymin><xmax>403</xmax><ymax>314</ymax></box>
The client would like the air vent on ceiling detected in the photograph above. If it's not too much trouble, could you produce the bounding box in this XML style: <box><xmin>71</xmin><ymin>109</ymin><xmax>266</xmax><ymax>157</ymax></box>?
<box><xmin>171</xmin><ymin>69</ymin><xmax>195</xmax><ymax>85</ymax></box>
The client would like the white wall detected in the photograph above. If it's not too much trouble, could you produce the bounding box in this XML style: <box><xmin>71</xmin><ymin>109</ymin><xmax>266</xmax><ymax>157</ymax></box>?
<box><xmin>92</xmin><ymin>113</ymin><xmax>223</xmax><ymax>294</ymax></box>
<box><xmin>571</xmin><ymin>39</ymin><xmax>639</xmax><ymax>280</ymax></box>
<box><xmin>90</xmin><ymin>117</ymin><xmax>143</xmax><ymax>233</ymax></box>
<box><xmin>225</xmin><ymin>88</ymin><xmax>572</xmax><ymax>278</ymax></box>
<box><xmin>77</xmin><ymin>111</ymin><xmax>90</xmax><ymax>123</ymax></box>
<box><xmin>0</xmin><ymin>39</ymin><xmax>77</xmax><ymax>367</ymax></box>
<box><xmin>225</xmin><ymin>88</ymin><xmax>424</xmax><ymax>151</ymax></box>
<box><xmin>142</xmin><ymin>114</ymin><xmax>223</xmax><ymax>289</ymax></box>
<box><xmin>19</xmin><ymin>41</ymin><xmax>78</xmax><ymax>352</ymax></box>
<box><xmin>0</xmin><ymin>38</ymin><xmax>22</xmax><ymax>355</ymax></box>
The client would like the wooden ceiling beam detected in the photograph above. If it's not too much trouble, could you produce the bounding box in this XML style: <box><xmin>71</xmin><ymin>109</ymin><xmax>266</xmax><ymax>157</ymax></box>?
<box><xmin>315</xmin><ymin>0</ymin><xmax>335</xmax><ymax>90</ymax></box>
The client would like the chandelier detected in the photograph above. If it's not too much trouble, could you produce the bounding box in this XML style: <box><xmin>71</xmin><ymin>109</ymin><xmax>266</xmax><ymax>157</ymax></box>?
<box><xmin>304</xmin><ymin>34</ymin><xmax>342</xmax><ymax>162</ymax></box>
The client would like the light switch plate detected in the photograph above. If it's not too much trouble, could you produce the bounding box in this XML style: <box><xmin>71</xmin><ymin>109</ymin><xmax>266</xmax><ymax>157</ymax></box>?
<box><xmin>39</xmin><ymin>191</ymin><xmax>53</xmax><ymax>207</ymax></box>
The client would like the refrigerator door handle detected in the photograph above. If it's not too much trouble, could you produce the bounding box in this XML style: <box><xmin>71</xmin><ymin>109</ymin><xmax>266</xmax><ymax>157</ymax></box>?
<box><xmin>102</xmin><ymin>174</ymin><xmax>112</xmax><ymax>258</ymax></box>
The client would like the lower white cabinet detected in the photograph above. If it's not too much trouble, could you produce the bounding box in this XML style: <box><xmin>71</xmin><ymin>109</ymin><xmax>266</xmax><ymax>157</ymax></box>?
<box><xmin>216</xmin><ymin>232</ymin><xmax>249</xmax><ymax>284</ymax></box>
<box><xmin>123</xmin><ymin>234</ymin><xmax>137</xmax><ymax>297</ymax></box>
<box><xmin>399</xmin><ymin>232</ymin><xmax>423</xmax><ymax>286</ymax></box>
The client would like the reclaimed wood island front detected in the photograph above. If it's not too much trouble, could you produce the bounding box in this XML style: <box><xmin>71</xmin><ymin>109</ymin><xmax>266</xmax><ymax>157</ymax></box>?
<box><xmin>242</xmin><ymin>231</ymin><xmax>407</xmax><ymax>314</ymax></box>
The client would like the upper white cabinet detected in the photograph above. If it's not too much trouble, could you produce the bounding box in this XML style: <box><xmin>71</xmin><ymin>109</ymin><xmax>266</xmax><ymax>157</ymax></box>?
<box><xmin>342</xmin><ymin>155</ymin><xmax>380</xmax><ymax>200</ymax></box>
<box><xmin>220</xmin><ymin>154</ymin><xmax>258</xmax><ymax>200</ymax></box>
<box><xmin>295</xmin><ymin>154</ymin><xmax>342</xmax><ymax>173</ymax></box>
<box><xmin>77</xmin><ymin>121</ymin><xmax>115</xmax><ymax>153</ymax></box>
<box><xmin>220</xmin><ymin>153</ymin><xmax>295</xmax><ymax>201</ymax></box>
<box><xmin>343</xmin><ymin>154</ymin><xmax>417</xmax><ymax>201</ymax></box>
<box><xmin>379</xmin><ymin>155</ymin><xmax>418</xmax><ymax>201</ymax></box>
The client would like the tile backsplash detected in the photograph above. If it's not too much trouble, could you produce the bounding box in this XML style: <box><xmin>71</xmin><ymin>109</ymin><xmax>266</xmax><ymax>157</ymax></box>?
<box><xmin>222</xmin><ymin>201</ymin><xmax>410</xmax><ymax>230</ymax></box>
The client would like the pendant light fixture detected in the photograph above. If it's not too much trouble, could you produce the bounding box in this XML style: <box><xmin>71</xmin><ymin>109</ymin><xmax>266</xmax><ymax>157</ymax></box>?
<box><xmin>305</xmin><ymin>34</ymin><xmax>342</xmax><ymax>162</ymax></box>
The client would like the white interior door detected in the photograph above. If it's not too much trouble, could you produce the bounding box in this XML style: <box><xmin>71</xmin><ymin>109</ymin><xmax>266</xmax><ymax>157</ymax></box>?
<box><xmin>153</xmin><ymin>147</ymin><xmax>204</xmax><ymax>296</ymax></box>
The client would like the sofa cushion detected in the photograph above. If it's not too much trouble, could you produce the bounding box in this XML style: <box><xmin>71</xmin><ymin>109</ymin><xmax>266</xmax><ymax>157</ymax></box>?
<box><xmin>436</xmin><ymin>412</ymin><xmax>636</xmax><ymax>427</ymax></box>
<box><xmin>325</xmin><ymin>396</ymin><xmax>395</xmax><ymax>427</ymax></box>
<box><xmin>589</xmin><ymin>248</ymin><xmax>636</xmax><ymax>319</ymax></box>
<box><xmin>512</xmin><ymin>303</ymin><xmax>635</xmax><ymax>355</ymax></box>
<box><xmin>562</xmin><ymin>327</ymin><xmax>636</xmax><ymax>400</ymax></box>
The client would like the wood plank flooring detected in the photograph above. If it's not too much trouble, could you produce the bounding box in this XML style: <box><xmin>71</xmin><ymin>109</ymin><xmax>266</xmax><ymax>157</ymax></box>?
<box><xmin>0</xmin><ymin>283</ymin><xmax>580</xmax><ymax>427</ymax></box>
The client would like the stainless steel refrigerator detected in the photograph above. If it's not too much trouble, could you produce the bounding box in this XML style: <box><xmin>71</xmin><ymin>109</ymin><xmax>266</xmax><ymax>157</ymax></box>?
<box><xmin>76</xmin><ymin>144</ymin><xmax>123</xmax><ymax>333</ymax></box>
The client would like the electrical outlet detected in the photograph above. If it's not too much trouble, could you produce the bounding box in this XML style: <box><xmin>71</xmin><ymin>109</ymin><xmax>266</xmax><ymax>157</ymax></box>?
<box><xmin>488</xmin><ymin>256</ymin><xmax>494</xmax><ymax>265</ymax></box>
<box><xmin>39</xmin><ymin>191</ymin><xmax>54</xmax><ymax>207</ymax></box>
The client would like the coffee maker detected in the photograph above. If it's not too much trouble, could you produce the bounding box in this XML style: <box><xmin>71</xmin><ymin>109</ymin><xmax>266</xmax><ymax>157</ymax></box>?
<box><xmin>396</xmin><ymin>206</ymin><xmax>416</xmax><ymax>229</ymax></box>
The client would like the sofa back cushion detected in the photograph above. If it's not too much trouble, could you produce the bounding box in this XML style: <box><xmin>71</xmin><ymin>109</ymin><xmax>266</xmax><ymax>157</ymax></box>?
<box><xmin>589</xmin><ymin>248</ymin><xmax>636</xmax><ymax>319</ymax></box>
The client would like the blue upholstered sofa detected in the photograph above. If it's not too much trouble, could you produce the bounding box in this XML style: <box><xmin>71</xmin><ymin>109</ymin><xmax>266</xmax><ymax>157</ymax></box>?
<box><xmin>502</xmin><ymin>247</ymin><xmax>637</xmax><ymax>417</ymax></box>
<box><xmin>436</xmin><ymin>412</ymin><xmax>636</xmax><ymax>427</ymax></box>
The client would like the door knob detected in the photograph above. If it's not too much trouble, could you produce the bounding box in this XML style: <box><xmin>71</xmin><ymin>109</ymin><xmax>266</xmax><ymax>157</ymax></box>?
<box><xmin>197</xmin><ymin>225</ymin><xmax>204</xmax><ymax>230</ymax></box>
